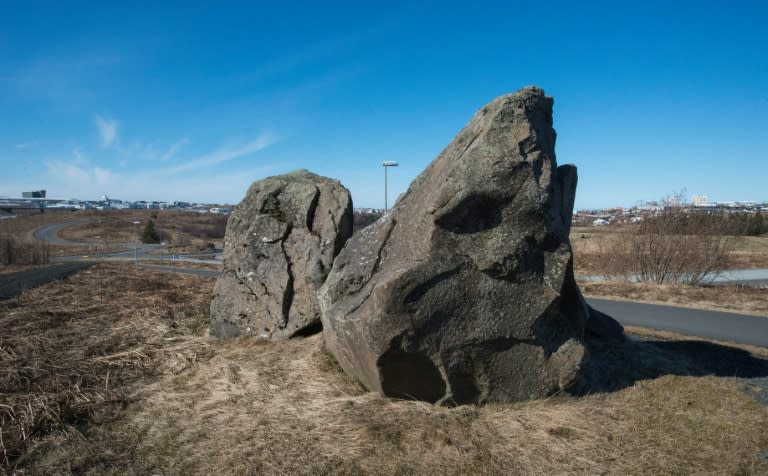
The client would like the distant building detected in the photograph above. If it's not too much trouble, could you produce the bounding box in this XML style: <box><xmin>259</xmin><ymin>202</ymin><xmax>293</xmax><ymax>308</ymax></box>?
<box><xmin>22</xmin><ymin>190</ymin><xmax>46</xmax><ymax>198</ymax></box>
<box><xmin>691</xmin><ymin>195</ymin><xmax>708</xmax><ymax>206</ymax></box>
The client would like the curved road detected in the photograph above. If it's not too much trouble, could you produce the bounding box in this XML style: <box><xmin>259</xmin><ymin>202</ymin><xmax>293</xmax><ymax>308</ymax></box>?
<box><xmin>33</xmin><ymin>219</ymin><xmax>220</xmax><ymax>263</ymax></box>
<box><xmin>587</xmin><ymin>298</ymin><xmax>768</xmax><ymax>348</ymax></box>
<box><xmin>33</xmin><ymin>219</ymin><xmax>94</xmax><ymax>245</ymax></box>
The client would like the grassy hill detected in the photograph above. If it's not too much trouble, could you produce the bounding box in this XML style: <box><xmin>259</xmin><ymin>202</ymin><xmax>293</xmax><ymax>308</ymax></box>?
<box><xmin>2</xmin><ymin>265</ymin><xmax>767</xmax><ymax>474</ymax></box>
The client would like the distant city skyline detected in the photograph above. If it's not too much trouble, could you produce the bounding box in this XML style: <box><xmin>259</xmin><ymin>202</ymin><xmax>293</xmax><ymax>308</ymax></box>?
<box><xmin>3</xmin><ymin>189</ymin><xmax>764</xmax><ymax>213</ymax></box>
<box><xmin>2</xmin><ymin>2</ymin><xmax>766</xmax><ymax>209</ymax></box>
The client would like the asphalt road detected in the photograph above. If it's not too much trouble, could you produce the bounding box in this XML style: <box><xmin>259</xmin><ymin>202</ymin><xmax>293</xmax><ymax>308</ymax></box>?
<box><xmin>587</xmin><ymin>297</ymin><xmax>768</xmax><ymax>348</ymax></box>
<box><xmin>0</xmin><ymin>262</ymin><xmax>91</xmax><ymax>299</ymax></box>
<box><xmin>32</xmin><ymin>219</ymin><xmax>93</xmax><ymax>245</ymax></box>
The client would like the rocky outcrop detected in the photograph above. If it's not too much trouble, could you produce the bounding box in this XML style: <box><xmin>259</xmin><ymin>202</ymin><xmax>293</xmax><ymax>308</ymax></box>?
<box><xmin>210</xmin><ymin>170</ymin><xmax>353</xmax><ymax>339</ymax></box>
<box><xmin>319</xmin><ymin>87</ymin><xmax>593</xmax><ymax>404</ymax></box>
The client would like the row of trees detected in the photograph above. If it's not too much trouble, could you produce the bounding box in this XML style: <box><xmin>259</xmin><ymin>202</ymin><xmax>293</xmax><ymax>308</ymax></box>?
<box><xmin>729</xmin><ymin>212</ymin><xmax>767</xmax><ymax>236</ymax></box>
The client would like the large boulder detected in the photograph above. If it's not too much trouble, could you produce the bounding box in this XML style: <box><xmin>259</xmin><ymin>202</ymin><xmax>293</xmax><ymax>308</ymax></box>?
<box><xmin>319</xmin><ymin>87</ymin><xmax>591</xmax><ymax>404</ymax></box>
<box><xmin>211</xmin><ymin>170</ymin><xmax>353</xmax><ymax>339</ymax></box>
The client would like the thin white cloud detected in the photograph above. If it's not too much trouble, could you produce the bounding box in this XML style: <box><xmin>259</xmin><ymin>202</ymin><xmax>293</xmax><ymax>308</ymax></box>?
<box><xmin>72</xmin><ymin>147</ymin><xmax>86</xmax><ymax>164</ymax></box>
<box><xmin>15</xmin><ymin>141</ymin><xmax>39</xmax><ymax>150</ymax></box>
<box><xmin>164</xmin><ymin>133</ymin><xmax>275</xmax><ymax>174</ymax></box>
<box><xmin>112</xmin><ymin>163</ymin><xmax>285</xmax><ymax>203</ymax></box>
<box><xmin>94</xmin><ymin>115</ymin><xmax>118</xmax><ymax>147</ymax></box>
<box><xmin>38</xmin><ymin>157</ymin><xmax>286</xmax><ymax>203</ymax></box>
<box><xmin>93</xmin><ymin>167</ymin><xmax>111</xmax><ymax>185</ymax></box>
<box><xmin>115</xmin><ymin>141</ymin><xmax>156</xmax><ymax>160</ymax></box>
<box><xmin>160</xmin><ymin>137</ymin><xmax>190</xmax><ymax>161</ymax></box>
<box><xmin>11</xmin><ymin>54</ymin><xmax>120</xmax><ymax>103</ymax></box>
<box><xmin>44</xmin><ymin>160</ymin><xmax>91</xmax><ymax>183</ymax></box>
<box><xmin>35</xmin><ymin>132</ymin><xmax>279</xmax><ymax>202</ymax></box>
<box><xmin>44</xmin><ymin>160</ymin><xmax>114</xmax><ymax>192</ymax></box>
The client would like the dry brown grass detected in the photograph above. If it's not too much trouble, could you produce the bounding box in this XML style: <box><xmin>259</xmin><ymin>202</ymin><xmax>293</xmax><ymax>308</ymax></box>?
<box><xmin>0</xmin><ymin>237</ymin><xmax>49</xmax><ymax>268</ymax></box>
<box><xmin>19</xmin><ymin>338</ymin><xmax>768</xmax><ymax>475</ymax></box>
<box><xmin>49</xmin><ymin>244</ymin><xmax>131</xmax><ymax>258</ymax></box>
<box><xmin>138</xmin><ymin>259</ymin><xmax>221</xmax><ymax>270</ymax></box>
<box><xmin>581</xmin><ymin>281</ymin><xmax>768</xmax><ymax>317</ymax></box>
<box><xmin>2</xmin><ymin>265</ymin><xmax>768</xmax><ymax>474</ymax></box>
<box><xmin>729</xmin><ymin>235</ymin><xmax>768</xmax><ymax>268</ymax></box>
<box><xmin>0</xmin><ymin>264</ymin><xmax>214</xmax><ymax>471</ymax></box>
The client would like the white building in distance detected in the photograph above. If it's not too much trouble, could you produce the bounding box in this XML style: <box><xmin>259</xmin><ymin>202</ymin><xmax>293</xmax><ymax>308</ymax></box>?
<box><xmin>691</xmin><ymin>194</ymin><xmax>709</xmax><ymax>206</ymax></box>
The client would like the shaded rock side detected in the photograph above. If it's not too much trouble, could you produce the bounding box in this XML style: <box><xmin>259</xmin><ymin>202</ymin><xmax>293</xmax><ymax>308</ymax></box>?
<box><xmin>211</xmin><ymin>170</ymin><xmax>353</xmax><ymax>339</ymax></box>
<box><xmin>319</xmin><ymin>87</ymin><xmax>590</xmax><ymax>404</ymax></box>
<box><xmin>585</xmin><ymin>305</ymin><xmax>625</xmax><ymax>341</ymax></box>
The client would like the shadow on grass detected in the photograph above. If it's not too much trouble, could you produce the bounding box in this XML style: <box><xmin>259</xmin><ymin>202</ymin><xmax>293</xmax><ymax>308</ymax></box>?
<box><xmin>571</xmin><ymin>334</ymin><xmax>768</xmax><ymax>396</ymax></box>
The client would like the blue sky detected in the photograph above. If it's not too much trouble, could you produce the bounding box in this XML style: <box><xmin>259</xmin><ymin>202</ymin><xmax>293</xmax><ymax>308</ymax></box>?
<box><xmin>1</xmin><ymin>1</ymin><xmax>766</xmax><ymax>209</ymax></box>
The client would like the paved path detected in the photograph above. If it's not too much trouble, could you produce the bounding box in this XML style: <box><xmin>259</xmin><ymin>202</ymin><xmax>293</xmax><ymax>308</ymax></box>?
<box><xmin>32</xmin><ymin>219</ymin><xmax>93</xmax><ymax>245</ymax></box>
<box><xmin>587</xmin><ymin>297</ymin><xmax>768</xmax><ymax>348</ymax></box>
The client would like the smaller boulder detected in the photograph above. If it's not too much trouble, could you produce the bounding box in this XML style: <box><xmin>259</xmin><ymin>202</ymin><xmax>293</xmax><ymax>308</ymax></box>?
<box><xmin>210</xmin><ymin>170</ymin><xmax>353</xmax><ymax>339</ymax></box>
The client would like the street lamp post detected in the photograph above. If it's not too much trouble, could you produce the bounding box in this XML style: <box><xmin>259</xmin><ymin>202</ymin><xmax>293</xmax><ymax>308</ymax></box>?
<box><xmin>132</xmin><ymin>220</ymin><xmax>141</xmax><ymax>268</ymax></box>
<box><xmin>382</xmin><ymin>161</ymin><xmax>399</xmax><ymax>211</ymax></box>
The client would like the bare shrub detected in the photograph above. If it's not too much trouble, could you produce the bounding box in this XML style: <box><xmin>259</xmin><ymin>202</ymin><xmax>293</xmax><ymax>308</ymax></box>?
<box><xmin>179</xmin><ymin>216</ymin><xmax>227</xmax><ymax>240</ymax></box>
<box><xmin>353</xmin><ymin>210</ymin><xmax>383</xmax><ymax>233</ymax></box>
<box><xmin>596</xmin><ymin>210</ymin><xmax>736</xmax><ymax>284</ymax></box>
<box><xmin>0</xmin><ymin>237</ymin><xmax>50</xmax><ymax>266</ymax></box>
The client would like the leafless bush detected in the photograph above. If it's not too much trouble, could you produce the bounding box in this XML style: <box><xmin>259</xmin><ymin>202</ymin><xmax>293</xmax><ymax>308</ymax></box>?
<box><xmin>179</xmin><ymin>217</ymin><xmax>227</xmax><ymax>240</ymax></box>
<box><xmin>353</xmin><ymin>210</ymin><xmax>383</xmax><ymax>233</ymax></box>
<box><xmin>0</xmin><ymin>237</ymin><xmax>50</xmax><ymax>266</ymax></box>
<box><xmin>595</xmin><ymin>210</ymin><xmax>737</xmax><ymax>284</ymax></box>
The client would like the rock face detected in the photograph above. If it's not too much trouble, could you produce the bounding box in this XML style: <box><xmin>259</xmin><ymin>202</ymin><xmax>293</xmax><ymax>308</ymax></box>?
<box><xmin>319</xmin><ymin>87</ymin><xmax>590</xmax><ymax>404</ymax></box>
<box><xmin>211</xmin><ymin>170</ymin><xmax>353</xmax><ymax>339</ymax></box>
